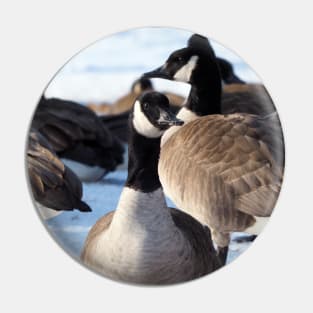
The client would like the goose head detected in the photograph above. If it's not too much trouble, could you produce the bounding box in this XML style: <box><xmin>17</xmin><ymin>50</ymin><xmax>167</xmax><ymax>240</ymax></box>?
<box><xmin>132</xmin><ymin>91</ymin><xmax>184</xmax><ymax>138</ymax></box>
<box><xmin>143</xmin><ymin>34</ymin><xmax>219</xmax><ymax>85</ymax></box>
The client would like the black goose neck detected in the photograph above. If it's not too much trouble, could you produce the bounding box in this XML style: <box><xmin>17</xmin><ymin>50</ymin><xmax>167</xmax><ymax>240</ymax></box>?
<box><xmin>125</xmin><ymin>122</ymin><xmax>161</xmax><ymax>193</ymax></box>
<box><xmin>185</xmin><ymin>59</ymin><xmax>222</xmax><ymax>115</ymax></box>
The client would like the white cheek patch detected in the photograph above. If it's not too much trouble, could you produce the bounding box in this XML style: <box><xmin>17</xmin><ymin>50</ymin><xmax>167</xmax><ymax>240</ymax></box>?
<box><xmin>133</xmin><ymin>101</ymin><xmax>163</xmax><ymax>138</ymax></box>
<box><xmin>174</xmin><ymin>55</ymin><xmax>199</xmax><ymax>82</ymax></box>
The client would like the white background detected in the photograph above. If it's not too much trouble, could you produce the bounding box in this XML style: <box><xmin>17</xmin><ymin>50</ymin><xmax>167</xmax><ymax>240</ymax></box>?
<box><xmin>1</xmin><ymin>1</ymin><xmax>312</xmax><ymax>312</ymax></box>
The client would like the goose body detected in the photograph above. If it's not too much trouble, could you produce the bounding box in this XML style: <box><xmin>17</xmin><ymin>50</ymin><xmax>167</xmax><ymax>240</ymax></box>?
<box><xmin>217</xmin><ymin>57</ymin><xmax>276</xmax><ymax>116</ymax></box>
<box><xmin>159</xmin><ymin>113</ymin><xmax>283</xmax><ymax>242</ymax></box>
<box><xmin>99</xmin><ymin>110</ymin><xmax>130</xmax><ymax>143</ymax></box>
<box><xmin>82</xmin><ymin>92</ymin><xmax>220</xmax><ymax>284</ymax></box>
<box><xmin>217</xmin><ymin>57</ymin><xmax>245</xmax><ymax>85</ymax></box>
<box><xmin>143</xmin><ymin>34</ymin><xmax>284</xmax><ymax>261</ymax></box>
<box><xmin>222</xmin><ymin>83</ymin><xmax>275</xmax><ymax>116</ymax></box>
<box><xmin>32</xmin><ymin>96</ymin><xmax>124</xmax><ymax>181</ymax></box>
<box><xmin>82</xmin><ymin>188</ymin><xmax>218</xmax><ymax>284</ymax></box>
<box><xmin>27</xmin><ymin>130</ymin><xmax>91</xmax><ymax>220</ymax></box>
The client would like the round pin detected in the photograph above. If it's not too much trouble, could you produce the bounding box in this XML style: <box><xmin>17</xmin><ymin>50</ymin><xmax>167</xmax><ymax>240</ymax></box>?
<box><xmin>26</xmin><ymin>27</ymin><xmax>285</xmax><ymax>285</ymax></box>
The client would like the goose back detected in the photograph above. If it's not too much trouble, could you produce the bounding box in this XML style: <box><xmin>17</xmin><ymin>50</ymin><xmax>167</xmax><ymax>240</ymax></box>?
<box><xmin>32</xmin><ymin>97</ymin><xmax>124</xmax><ymax>171</ymax></box>
<box><xmin>81</xmin><ymin>91</ymin><xmax>222</xmax><ymax>284</ymax></box>
<box><xmin>222</xmin><ymin>84</ymin><xmax>276</xmax><ymax>116</ymax></box>
<box><xmin>159</xmin><ymin>113</ymin><xmax>283</xmax><ymax>234</ymax></box>
<box><xmin>100</xmin><ymin>110</ymin><xmax>130</xmax><ymax>143</ymax></box>
<box><xmin>27</xmin><ymin>130</ymin><xmax>91</xmax><ymax>212</ymax></box>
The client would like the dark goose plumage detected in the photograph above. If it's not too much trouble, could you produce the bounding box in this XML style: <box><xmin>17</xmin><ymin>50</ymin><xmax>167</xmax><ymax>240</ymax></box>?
<box><xmin>217</xmin><ymin>57</ymin><xmax>245</xmax><ymax>84</ymax></box>
<box><xmin>222</xmin><ymin>83</ymin><xmax>276</xmax><ymax>116</ymax></box>
<box><xmin>99</xmin><ymin>110</ymin><xmax>130</xmax><ymax>143</ymax></box>
<box><xmin>217</xmin><ymin>57</ymin><xmax>276</xmax><ymax>116</ymax></box>
<box><xmin>143</xmin><ymin>34</ymin><xmax>284</xmax><ymax>263</ymax></box>
<box><xmin>31</xmin><ymin>96</ymin><xmax>124</xmax><ymax>180</ymax></box>
<box><xmin>27</xmin><ymin>130</ymin><xmax>91</xmax><ymax>213</ymax></box>
<box><xmin>81</xmin><ymin>92</ymin><xmax>221</xmax><ymax>284</ymax></box>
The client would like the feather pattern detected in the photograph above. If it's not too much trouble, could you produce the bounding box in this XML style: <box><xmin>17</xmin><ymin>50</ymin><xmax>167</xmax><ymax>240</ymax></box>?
<box><xmin>32</xmin><ymin>96</ymin><xmax>124</xmax><ymax>172</ymax></box>
<box><xmin>222</xmin><ymin>84</ymin><xmax>276</xmax><ymax>116</ymax></box>
<box><xmin>81</xmin><ymin>204</ymin><xmax>221</xmax><ymax>284</ymax></box>
<box><xmin>27</xmin><ymin>130</ymin><xmax>91</xmax><ymax>212</ymax></box>
<box><xmin>159</xmin><ymin>113</ymin><xmax>284</xmax><ymax>245</ymax></box>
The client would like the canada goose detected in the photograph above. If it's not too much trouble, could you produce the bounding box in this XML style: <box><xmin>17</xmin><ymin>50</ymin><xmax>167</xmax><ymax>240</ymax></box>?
<box><xmin>138</xmin><ymin>57</ymin><xmax>275</xmax><ymax>117</ymax></box>
<box><xmin>31</xmin><ymin>96</ymin><xmax>124</xmax><ymax>182</ymax></box>
<box><xmin>99</xmin><ymin>110</ymin><xmax>130</xmax><ymax>143</ymax></box>
<box><xmin>27</xmin><ymin>130</ymin><xmax>91</xmax><ymax>220</ymax></box>
<box><xmin>143</xmin><ymin>34</ymin><xmax>284</xmax><ymax>263</ymax></box>
<box><xmin>222</xmin><ymin>83</ymin><xmax>276</xmax><ymax>116</ymax></box>
<box><xmin>216</xmin><ymin>57</ymin><xmax>276</xmax><ymax>116</ymax></box>
<box><xmin>95</xmin><ymin>77</ymin><xmax>185</xmax><ymax>142</ymax></box>
<box><xmin>217</xmin><ymin>57</ymin><xmax>245</xmax><ymax>85</ymax></box>
<box><xmin>81</xmin><ymin>92</ymin><xmax>221</xmax><ymax>285</ymax></box>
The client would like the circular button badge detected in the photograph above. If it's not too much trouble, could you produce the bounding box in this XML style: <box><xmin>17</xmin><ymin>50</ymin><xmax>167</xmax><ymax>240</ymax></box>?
<box><xmin>26</xmin><ymin>27</ymin><xmax>284</xmax><ymax>285</ymax></box>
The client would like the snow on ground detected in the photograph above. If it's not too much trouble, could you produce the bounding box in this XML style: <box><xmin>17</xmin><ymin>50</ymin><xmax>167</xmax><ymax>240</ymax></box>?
<box><xmin>37</xmin><ymin>27</ymin><xmax>258</xmax><ymax>266</ymax></box>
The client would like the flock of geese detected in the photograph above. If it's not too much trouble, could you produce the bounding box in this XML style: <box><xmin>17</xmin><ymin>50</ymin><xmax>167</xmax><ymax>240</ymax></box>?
<box><xmin>27</xmin><ymin>34</ymin><xmax>284</xmax><ymax>285</ymax></box>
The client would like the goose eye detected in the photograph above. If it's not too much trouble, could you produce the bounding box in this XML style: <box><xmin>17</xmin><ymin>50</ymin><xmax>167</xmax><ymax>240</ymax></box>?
<box><xmin>143</xmin><ymin>103</ymin><xmax>149</xmax><ymax>110</ymax></box>
<box><xmin>174</xmin><ymin>56</ymin><xmax>183</xmax><ymax>63</ymax></box>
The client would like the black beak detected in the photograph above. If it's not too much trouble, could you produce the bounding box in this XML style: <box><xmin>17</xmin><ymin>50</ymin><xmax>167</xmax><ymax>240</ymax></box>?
<box><xmin>158</xmin><ymin>108</ymin><xmax>184</xmax><ymax>127</ymax></box>
<box><xmin>143</xmin><ymin>66</ymin><xmax>172</xmax><ymax>80</ymax></box>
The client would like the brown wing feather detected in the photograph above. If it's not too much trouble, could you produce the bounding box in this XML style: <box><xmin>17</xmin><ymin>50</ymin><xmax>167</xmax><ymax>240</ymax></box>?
<box><xmin>28</xmin><ymin>131</ymin><xmax>64</xmax><ymax>196</ymax></box>
<box><xmin>236</xmin><ymin>184</ymin><xmax>281</xmax><ymax>216</ymax></box>
<box><xmin>27</xmin><ymin>130</ymin><xmax>91</xmax><ymax>212</ymax></box>
<box><xmin>248</xmin><ymin>112</ymin><xmax>285</xmax><ymax>168</ymax></box>
<box><xmin>160</xmin><ymin>113</ymin><xmax>284</xmax><ymax>232</ymax></box>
